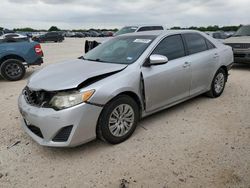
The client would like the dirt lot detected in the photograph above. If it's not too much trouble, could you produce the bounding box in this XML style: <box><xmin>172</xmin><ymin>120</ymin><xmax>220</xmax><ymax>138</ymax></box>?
<box><xmin>0</xmin><ymin>38</ymin><xmax>249</xmax><ymax>188</ymax></box>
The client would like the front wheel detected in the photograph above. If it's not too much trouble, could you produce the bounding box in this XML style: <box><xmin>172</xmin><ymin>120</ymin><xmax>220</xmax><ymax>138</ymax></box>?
<box><xmin>0</xmin><ymin>59</ymin><xmax>26</xmax><ymax>81</ymax></box>
<box><xmin>206</xmin><ymin>68</ymin><xmax>226</xmax><ymax>98</ymax></box>
<box><xmin>97</xmin><ymin>95</ymin><xmax>139</xmax><ymax>144</ymax></box>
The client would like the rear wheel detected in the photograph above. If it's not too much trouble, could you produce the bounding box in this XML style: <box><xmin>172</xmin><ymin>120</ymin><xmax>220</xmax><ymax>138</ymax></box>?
<box><xmin>97</xmin><ymin>95</ymin><xmax>139</xmax><ymax>144</ymax></box>
<box><xmin>206</xmin><ymin>68</ymin><xmax>226</xmax><ymax>98</ymax></box>
<box><xmin>0</xmin><ymin>59</ymin><xmax>26</xmax><ymax>81</ymax></box>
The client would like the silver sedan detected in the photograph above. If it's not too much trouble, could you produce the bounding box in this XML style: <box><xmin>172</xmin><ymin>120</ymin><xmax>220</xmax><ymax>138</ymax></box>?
<box><xmin>18</xmin><ymin>30</ymin><xmax>233</xmax><ymax>147</ymax></box>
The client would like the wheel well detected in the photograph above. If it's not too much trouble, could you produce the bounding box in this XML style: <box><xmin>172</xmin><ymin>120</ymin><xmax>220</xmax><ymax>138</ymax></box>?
<box><xmin>220</xmin><ymin>65</ymin><xmax>228</xmax><ymax>81</ymax></box>
<box><xmin>0</xmin><ymin>55</ymin><xmax>25</xmax><ymax>66</ymax></box>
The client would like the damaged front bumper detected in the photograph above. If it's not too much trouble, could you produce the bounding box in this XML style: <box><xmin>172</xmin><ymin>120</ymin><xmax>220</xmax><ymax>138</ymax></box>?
<box><xmin>18</xmin><ymin>94</ymin><xmax>103</xmax><ymax>147</ymax></box>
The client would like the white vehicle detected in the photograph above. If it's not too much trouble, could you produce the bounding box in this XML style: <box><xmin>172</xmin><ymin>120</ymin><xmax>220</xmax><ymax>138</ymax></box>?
<box><xmin>18</xmin><ymin>30</ymin><xmax>233</xmax><ymax>147</ymax></box>
<box><xmin>85</xmin><ymin>25</ymin><xmax>165</xmax><ymax>53</ymax></box>
<box><xmin>0</xmin><ymin>33</ymin><xmax>28</xmax><ymax>40</ymax></box>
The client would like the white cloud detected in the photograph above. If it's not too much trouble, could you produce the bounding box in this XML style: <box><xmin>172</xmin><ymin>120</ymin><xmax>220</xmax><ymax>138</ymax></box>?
<box><xmin>0</xmin><ymin>0</ymin><xmax>250</xmax><ymax>29</ymax></box>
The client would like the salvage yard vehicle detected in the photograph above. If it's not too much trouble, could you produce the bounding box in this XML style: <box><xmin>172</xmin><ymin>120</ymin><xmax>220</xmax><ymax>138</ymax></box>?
<box><xmin>18</xmin><ymin>30</ymin><xmax>233</xmax><ymax>147</ymax></box>
<box><xmin>224</xmin><ymin>25</ymin><xmax>250</xmax><ymax>63</ymax></box>
<box><xmin>0</xmin><ymin>33</ymin><xmax>29</xmax><ymax>41</ymax></box>
<box><xmin>85</xmin><ymin>25</ymin><xmax>165</xmax><ymax>53</ymax></box>
<box><xmin>32</xmin><ymin>32</ymin><xmax>64</xmax><ymax>43</ymax></box>
<box><xmin>0</xmin><ymin>40</ymin><xmax>43</xmax><ymax>81</ymax></box>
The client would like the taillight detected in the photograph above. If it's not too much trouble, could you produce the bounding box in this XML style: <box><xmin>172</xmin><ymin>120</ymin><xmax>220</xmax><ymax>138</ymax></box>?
<box><xmin>34</xmin><ymin>44</ymin><xmax>43</xmax><ymax>56</ymax></box>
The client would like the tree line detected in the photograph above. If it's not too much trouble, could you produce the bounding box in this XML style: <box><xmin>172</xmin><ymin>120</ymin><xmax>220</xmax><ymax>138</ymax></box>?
<box><xmin>0</xmin><ymin>25</ymin><xmax>243</xmax><ymax>32</ymax></box>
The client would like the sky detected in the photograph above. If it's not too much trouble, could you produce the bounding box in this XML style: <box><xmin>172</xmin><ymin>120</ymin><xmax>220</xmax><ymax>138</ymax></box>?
<box><xmin>0</xmin><ymin>0</ymin><xmax>250</xmax><ymax>30</ymax></box>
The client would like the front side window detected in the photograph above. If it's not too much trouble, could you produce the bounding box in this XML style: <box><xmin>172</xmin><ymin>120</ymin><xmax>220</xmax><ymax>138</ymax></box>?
<box><xmin>184</xmin><ymin>33</ymin><xmax>208</xmax><ymax>55</ymax></box>
<box><xmin>84</xmin><ymin>35</ymin><xmax>156</xmax><ymax>64</ymax></box>
<box><xmin>152</xmin><ymin>35</ymin><xmax>185</xmax><ymax>61</ymax></box>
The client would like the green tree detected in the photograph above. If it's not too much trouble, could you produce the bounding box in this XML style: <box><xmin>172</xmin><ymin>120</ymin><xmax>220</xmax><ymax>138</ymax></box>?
<box><xmin>48</xmin><ymin>26</ymin><xmax>60</xmax><ymax>31</ymax></box>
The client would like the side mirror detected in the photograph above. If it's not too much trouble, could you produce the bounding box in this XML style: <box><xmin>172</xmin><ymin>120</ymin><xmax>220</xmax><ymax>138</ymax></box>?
<box><xmin>149</xmin><ymin>54</ymin><xmax>168</xmax><ymax>65</ymax></box>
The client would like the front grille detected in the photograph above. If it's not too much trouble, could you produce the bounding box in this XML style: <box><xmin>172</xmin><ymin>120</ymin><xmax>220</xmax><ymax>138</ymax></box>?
<box><xmin>234</xmin><ymin>53</ymin><xmax>246</xmax><ymax>58</ymax></box>
<box><xmin>52</xmin><ymin>125</ymin><xmax>73</xmax><ymax>142</ymax></box>
<box><xmin>226</xmin><ymin>43</ymin><xmax>250</xmax><ymax>49</ymax></box>
<box><xmin>23</xmin><ymin>87</ymin><xmax>55</xmax><ymax>107</ymax></box>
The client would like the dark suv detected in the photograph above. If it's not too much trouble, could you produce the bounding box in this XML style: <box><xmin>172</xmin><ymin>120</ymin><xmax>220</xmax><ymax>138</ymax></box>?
<box><xmin>32</xmin><ymin>32</ymin><xmax>64</xmax><ymax>43</ymax></box>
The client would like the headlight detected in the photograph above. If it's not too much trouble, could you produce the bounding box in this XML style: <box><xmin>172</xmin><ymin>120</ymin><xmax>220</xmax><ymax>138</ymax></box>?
<box><xmin>49</xmin><ymin>89</ymin><xmax>95</xmax><ymax>110</ymax></box>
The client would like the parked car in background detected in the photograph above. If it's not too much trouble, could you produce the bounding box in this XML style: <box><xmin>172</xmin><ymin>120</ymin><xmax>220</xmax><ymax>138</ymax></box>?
<box><xmin>114</xmin><ymin>25</ymin><xmax>164</xmax><ymax>36</ymax></box>
<box><xmin>73</xmin><ymin>32</ymin><xmax>85</xmax><ymax>38</ymax></box>
<box><xmin>0</xmin><ymin>40</ymin><xmax>43</xmax><ymax>81</ymax></box>
<box><xmin>85</xmin><ymin>25</ymin><xmax>165</xmax><ymax>53</ymax></box>
<box><xmin>102</xmin><ymin>31</ymin><xmax>114</xmax><ymax>37</ymax></box>
<box><xmin>224</xmin><ymin>25</ymin><xmax>250</xmax><ymax>63</ymax></box>
<box><xmin>18</xmin><ymin>30</ymin><xmax>233</xmax><ymax>147</ymax></box>
<box><xmin>0</xmin><ymin>33</ymin><xmax>29</xmax><ymax>42</ymax></box>
<box><xmin>207</xmin><ymin>31</ymin><xmax>228</xmax><ymax>42</ymax></box>
<box><xmin>32</xmin><ymin>32</ymin><xmax>64</xmax><ymax>43</ymax></box>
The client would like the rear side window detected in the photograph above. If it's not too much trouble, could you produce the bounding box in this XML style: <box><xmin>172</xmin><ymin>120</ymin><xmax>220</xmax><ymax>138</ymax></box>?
<box><xmin>152</xmin><ymin>35</ymin><xmax>185</xmax><ymax>61</ymax></box>
<box><xmin>151</xmin><ymin>26</ymin><xmax>164</xmax><ymax>30</ymax></box>
<box><xmin>138</xmin><ymin>27</ymin><xmax>152</xmax><ymax>32</ymax></box>
<box><xmin>184</xmin><ymin>33</ymin><xmax>208</xmax><ymax>55</ymax></box>
<box><xmin>138</xmin><ymin>26</ymin><xmax>164</xmax><ymax>32</ymax></box>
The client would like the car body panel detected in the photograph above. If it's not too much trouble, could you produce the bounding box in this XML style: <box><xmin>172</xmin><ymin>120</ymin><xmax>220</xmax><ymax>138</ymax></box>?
<box><xmin>141</xmin><ymin>56</ymin><xmax>191</xmax><ymax>112</ymax></box>
<box><xmin>27</xmin><ymin>59</ymin><xmax>127</xmax><ymax>91</ymax></box>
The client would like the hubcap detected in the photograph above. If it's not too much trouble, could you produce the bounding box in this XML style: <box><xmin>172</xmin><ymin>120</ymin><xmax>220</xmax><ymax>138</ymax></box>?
<box><xmin>4</xmin><ymin>63</ymin><xmax>22</xmax><ymax>78</ymax></box>
<box><xmin>108</xmin><ymin>104</ymin><xmax>135</xmax><ymax>137</ymax></box>
<box><xmin>214</xmin><ymin>73</ymin><xmax>225</xmax><ymax>94</ymax></box>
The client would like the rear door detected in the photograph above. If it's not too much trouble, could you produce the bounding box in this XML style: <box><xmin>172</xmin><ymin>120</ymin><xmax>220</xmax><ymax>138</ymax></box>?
<box><xmin>182</xmin><ymin>33</ymin><xmax>218</xmax><ymax>95</ymax></box>
<box><xmin>142</xmin><ymin>34</ymin><xmax>191</xmax><ymax>112</ymax></box>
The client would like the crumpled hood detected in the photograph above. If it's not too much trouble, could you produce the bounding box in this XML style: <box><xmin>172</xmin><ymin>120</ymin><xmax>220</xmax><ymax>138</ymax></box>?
<box><xmin>27</xmin><ymin>59</ymin><xmax>127</xmax><ymax>91</ymax></box>
<box><xmin>224</xmin><ymin>36</ymin><xmax>250</xmax><ymax>44</ymax></box>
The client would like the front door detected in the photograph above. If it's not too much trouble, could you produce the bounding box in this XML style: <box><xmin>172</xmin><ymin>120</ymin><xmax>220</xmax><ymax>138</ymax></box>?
<box><xmin>141</xmin><ymin>34</ymin><xmax>191</xmax><ymax>112</ymax></box>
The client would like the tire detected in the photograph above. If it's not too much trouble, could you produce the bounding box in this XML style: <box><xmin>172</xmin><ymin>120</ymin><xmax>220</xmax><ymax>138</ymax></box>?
<box><xmin>97</xmin><ymin>95</ymin><xmax>139</xmax><ymax>144</ymax></box>
<box><xmin>206</xmin><ymin>68</ymin><xmax>226</xmax><ymax>98</ymax></box>
<box><xmin>0</xmin><ymin>59</ymin><xmax>26</xmax><ymax>81</ymax></box>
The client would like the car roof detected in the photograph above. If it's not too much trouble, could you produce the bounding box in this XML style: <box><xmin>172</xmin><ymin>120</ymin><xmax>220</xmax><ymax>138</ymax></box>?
<box><xmin>124</xmin><ymin>24</ymin><xmax>164</xmax><ymax>27</ymax></box>
<box><xmin>120</xmin><ymin>29</ymin><xmax>202</xmax><ymax>37</ymax></box>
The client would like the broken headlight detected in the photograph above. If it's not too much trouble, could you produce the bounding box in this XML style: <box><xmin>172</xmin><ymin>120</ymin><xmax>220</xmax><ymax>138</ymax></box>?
<box><xmin>49</xmin><ymin>90</ymin><xmax>95</xmax><ymax>110</ymax></box>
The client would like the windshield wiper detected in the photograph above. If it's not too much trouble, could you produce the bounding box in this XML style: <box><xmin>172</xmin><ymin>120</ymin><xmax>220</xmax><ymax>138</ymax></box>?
<box><xmin>83</xmin><ymin>58</ymin><xmax>108</xmax><ymax>63</ymax></box>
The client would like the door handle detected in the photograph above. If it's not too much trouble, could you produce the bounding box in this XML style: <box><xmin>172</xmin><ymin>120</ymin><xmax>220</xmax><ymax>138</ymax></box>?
<box><xmin>183</xmin><ymin>62</ymin><xmax>191</xmax><ymax>68</ymax></box>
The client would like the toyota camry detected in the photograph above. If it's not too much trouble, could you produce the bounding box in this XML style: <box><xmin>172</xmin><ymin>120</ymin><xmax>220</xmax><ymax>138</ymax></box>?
<box><xmin>18</xmin><ymin>30</ymin><xmax>233</xmax><ymax>147</ymax></box>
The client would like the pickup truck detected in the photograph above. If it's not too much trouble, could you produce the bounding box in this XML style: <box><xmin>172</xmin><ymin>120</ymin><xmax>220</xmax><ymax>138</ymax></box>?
<box><xmin>224</xmin><ymin>25</ymin><xmax>250</xmax><ymax>63</ymax></box>
<box><xmin>0</xmin><ymin>40</ymin><xmax>43</xmax><ymax>81</ymax></box>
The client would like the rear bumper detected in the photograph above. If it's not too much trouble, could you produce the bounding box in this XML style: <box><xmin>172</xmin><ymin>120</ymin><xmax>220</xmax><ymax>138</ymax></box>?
<box><xmin>26</xmin><ymin>57</ymin><xmax>43</xmax><ymax>66</ymax></box>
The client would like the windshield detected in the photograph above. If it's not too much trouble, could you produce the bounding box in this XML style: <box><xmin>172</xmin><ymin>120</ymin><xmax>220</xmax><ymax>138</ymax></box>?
<box><xmin>114</xmin><ymin>26</ymin><xmax>138</xmax><ymax>36</ymax></box>
<box><xmin>234</xmin><ymin>25</ymin><xmax>250</xmax><ymax>36</ymax></box>
<box><xmin>84</xmin><ymin>35</ymin><xmax>156</xmax><ymax>64</ymax></box>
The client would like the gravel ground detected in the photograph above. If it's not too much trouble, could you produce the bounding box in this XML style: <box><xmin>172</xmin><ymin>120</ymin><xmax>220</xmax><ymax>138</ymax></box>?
<box><xmin>0</xmin><ymin>38</ymin><xmax>249</xmax><ymax>188</ymax></box>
